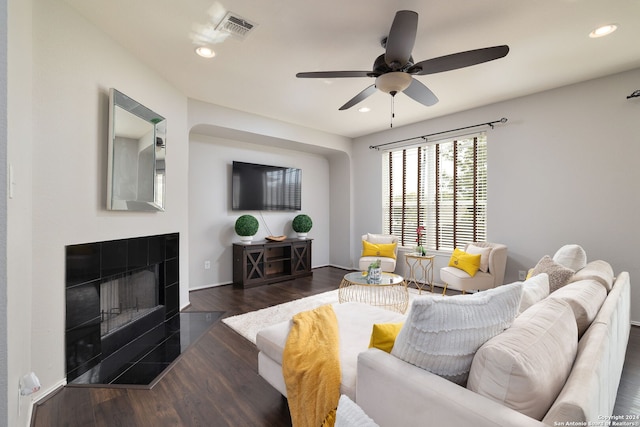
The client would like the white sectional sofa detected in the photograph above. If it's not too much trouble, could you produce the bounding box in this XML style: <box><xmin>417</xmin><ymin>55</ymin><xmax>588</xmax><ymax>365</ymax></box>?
<box><xmin>256</xmin><ymin>258</ymin><xmax>631</xmax><ymax>427</ymax></box>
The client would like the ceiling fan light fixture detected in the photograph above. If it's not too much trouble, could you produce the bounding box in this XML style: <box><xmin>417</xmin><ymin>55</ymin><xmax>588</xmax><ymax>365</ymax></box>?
<box><xmin>589</xmin><ymin>24</ymin><xmax>618</xmax><ymax>38</ymax></box>
<box><xmin>375</xmin><ymin>72</ymin><xmax>412</xmax><ymax>94</ymax></box>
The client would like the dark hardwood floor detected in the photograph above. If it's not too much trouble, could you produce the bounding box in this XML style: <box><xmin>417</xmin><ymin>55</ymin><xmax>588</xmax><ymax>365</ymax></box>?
<box><xmin>32</xmin><ymin>266</ymin><xmax>639</xmax><ymax>426</ymax></box>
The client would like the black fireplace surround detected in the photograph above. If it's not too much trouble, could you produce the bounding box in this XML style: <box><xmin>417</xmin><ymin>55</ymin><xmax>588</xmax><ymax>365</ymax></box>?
<box><xmin>65</xmin><ymin>233</ymin><xmax>180</xmax><ymax>385</ymax></box>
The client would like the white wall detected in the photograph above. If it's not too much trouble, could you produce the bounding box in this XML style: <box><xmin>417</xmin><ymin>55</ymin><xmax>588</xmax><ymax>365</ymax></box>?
<box><xmin>22</xmin><ymin>0</ymin><xmax>190</xmax><ymax>413</ymax></box>
<box><xmin>327</xmin><ymin>151</ymin><xmax>352</xmax><ymax>269</ymax></box>
<box><xmin>353</xmin><ymin>68</ymin><xmax>640</xmax><ymax>324</ymax></box>
<box><xmin>7</xmin><ymin>0</ymin><xmax>34</xmax><ymax>424</ymax></box>
<box><xmin>188</xmin><ymin>134</ymin><xmax>331</xmax><ymax>288</ymax></box>
<box><xmin>1</xmin><ymin>0</ymin><xmax>8</xmax><ymax>424</ymax></box>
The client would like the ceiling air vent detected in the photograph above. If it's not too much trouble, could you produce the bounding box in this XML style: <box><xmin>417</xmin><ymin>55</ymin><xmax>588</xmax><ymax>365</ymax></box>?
<box><xmin>215</xmin><ymin>12</ymin><xmax>257</xmax><ymax>39</ymax></box>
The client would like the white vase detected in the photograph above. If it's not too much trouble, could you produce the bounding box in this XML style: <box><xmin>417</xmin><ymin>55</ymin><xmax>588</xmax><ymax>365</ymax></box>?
<box><xmin>297</xmin><ymin>232</ymin><xmax>308</xmax><ymax>239</ymax></box>
<box><xmin>239</xmin><ymin>235</ymin><xmax>253</xmax><ymax>243</ymax></box>
<box><xmin>367</xmin><ymin>267</ymin><xmax>382</xmax><ymax>284</ymax></box>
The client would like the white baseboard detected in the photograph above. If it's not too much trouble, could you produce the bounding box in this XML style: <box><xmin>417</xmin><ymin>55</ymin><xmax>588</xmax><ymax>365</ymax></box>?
<box><xmin>189</xmin><ymin>281</ymin><xmax>231</xmax><ymax>292</ymax></box>
<box><xmin>188</xmin><ymin>265</ymin><xmax>355</xmax><ymax>294</ymax></box>
<box><xmin>31</xmin><ymin>378</ymin><xmax>67</xmax><ymax>419</ymax></box>
<box><xmin>324</xmin><ymin>263</ymin><xmax>353</xmax><ymax>271</ymax></box>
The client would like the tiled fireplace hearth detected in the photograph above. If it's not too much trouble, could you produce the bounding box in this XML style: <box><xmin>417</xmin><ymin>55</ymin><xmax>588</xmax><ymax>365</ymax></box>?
<box><xmin>65</xmin><ymin>233</ymin><xmax>180</xmax><ymax>385</ymax></box>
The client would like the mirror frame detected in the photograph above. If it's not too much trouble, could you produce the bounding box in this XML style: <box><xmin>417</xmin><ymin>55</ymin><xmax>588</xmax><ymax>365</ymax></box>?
<box><xmin>107</xmin><ymin>88</ymin><xmax>166</xmax><ymax>211</ymax></box>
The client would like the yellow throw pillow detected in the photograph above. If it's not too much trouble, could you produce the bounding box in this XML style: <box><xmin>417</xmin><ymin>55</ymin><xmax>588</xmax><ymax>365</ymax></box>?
<box><xmin>369</xmin><ymin>323</ymin><xmax>404</xmax><ymax>353</ymax></box>
<box><xmin>448</xmin><ymin>248</ymin><xmax>481</xmax><ymax>276</ymax></box>
<box><xmin>362</xmin><ymin>240</ymin><xmax>397</xmax><ymax>259</ymax></box>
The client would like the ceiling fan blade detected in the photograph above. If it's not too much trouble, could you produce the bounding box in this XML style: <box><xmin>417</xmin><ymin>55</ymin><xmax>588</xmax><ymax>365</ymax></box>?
<box><xmin>339</xmin><ymin>85</ymin><xmax>377</xmax><ymax>110</ymax></box>
<box><xmin>384</xmin><ymin>10</ymin><xmax>418</xmax><ymax>69</ymax></box>
<box><xmin>409</xmin><ymin>45</ymin><xmax>510</xmax><ymax>75</ymax></box>
<box><xmin>403</xmin><ymin>78</ymin><xmax>439</xmax><ymax>106</ymax></box>
<box><xmin>296</xmin><ymin>71</ymin><xmax>371</xmax><ymax>78</ymax></box>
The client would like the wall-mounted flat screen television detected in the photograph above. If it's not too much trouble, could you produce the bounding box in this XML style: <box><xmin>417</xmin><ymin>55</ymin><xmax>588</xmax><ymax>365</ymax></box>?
<box><xmin>232</xmin><ymin>161</ymin><xmax>302</xmax><ymax>211</ymax></box>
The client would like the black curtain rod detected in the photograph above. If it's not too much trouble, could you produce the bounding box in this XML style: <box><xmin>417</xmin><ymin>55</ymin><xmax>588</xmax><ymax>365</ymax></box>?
<box><xmin>369</xmin><ymin>117</ymin><xmax>508</xmax><ymax>150</ymax></box>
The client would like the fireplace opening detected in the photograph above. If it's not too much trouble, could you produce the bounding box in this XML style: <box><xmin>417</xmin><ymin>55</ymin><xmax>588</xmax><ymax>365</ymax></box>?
<box><xmin>100</xmin><ymin>266</ymin><xmax>160</xmax><ymax>337</ymax></box>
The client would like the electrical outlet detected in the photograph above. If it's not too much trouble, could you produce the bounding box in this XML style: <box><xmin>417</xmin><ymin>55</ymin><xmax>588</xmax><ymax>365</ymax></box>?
<box><xmin>518</xmin><ymin>270</ymin><xmax>527</xmax><ymax>280</ymax></box>
<box><xmin>204</xmin><ymin>261</ymin><xmax>211</xmax><ymax>270</ymax></box>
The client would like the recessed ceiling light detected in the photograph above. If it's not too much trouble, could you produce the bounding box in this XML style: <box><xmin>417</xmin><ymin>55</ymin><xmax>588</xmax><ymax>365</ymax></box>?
<box><xmin>358</xmin><ymin>107</ymin><xmax>371</xmax><ymax>113</ymax></box>
<box><xmin>195</xmin><ymin>46</ymin><xmax>216</xmax><ymax>58</ymax></box>
<box><xmin>589</xmin><ymin>24</ymin><xmax>618</xmax><ymax>38</ymax></box>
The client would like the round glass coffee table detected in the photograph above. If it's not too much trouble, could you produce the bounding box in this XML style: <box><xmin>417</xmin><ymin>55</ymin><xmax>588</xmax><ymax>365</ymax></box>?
<box><xmin>338</xmin><ymin>271</ymin><xmax>409</xmax><ymax>314</ymax></box>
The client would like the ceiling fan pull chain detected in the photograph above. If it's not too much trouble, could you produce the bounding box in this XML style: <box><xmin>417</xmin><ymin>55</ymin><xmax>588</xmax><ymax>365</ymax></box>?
<box><xmin>390</xmin><ymin>94</ymin><xmax>395</xmax><ymax>128</ymax></box>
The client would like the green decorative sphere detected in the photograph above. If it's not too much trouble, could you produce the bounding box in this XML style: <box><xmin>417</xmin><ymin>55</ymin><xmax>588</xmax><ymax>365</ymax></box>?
<box><xmin>292</xmin><ymin>214</ymin><xmax>313</xmax><ymax>233</ymax></box>
<box><xmin>234</xmin><ymin>215</ymin><xmax>259</xmax><ymax>236</ymax></box>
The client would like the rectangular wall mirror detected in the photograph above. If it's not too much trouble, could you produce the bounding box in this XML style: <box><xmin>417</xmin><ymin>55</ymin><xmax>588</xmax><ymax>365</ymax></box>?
<box><xmin>107</xmin><ymin>88</ymin><xmax>166</xmax><ymax>211</ymax></box>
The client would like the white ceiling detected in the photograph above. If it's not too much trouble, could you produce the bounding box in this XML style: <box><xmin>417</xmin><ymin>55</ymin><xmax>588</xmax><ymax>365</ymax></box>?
<box><xmin>63</xmin><ymin>0</ymin><xmax>640</xmax><ymax>138</ymax></box>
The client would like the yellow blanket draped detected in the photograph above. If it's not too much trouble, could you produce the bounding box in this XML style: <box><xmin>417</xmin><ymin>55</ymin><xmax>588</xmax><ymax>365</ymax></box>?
<box><xmin>282</xmin><ymin>304</ymin><xmax>341</xmax><ymax>427</ymax></box>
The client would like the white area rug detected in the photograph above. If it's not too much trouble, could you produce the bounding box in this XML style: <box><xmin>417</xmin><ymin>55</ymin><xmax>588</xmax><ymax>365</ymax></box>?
<box><xmin>222</xmin><ymin>288</ymin><xmax>426</xmax><ymax>344</ymax></box>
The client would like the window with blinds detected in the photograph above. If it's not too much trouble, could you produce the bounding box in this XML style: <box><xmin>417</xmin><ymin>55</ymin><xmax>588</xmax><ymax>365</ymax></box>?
<box><xmin>382</xmin><ymin>133</ymin><xmax>487</xmax><ymax>251</ymax></box>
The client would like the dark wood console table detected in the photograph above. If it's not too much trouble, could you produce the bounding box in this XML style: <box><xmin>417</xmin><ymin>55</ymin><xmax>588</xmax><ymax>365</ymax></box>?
<box><xmin>232</xmin><ymin>238</ymin><xmax>312</xmax><ymax>288</ymax></box>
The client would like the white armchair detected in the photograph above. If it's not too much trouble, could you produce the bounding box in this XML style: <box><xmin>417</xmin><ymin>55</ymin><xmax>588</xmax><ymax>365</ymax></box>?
<box><xmin>440</xmin><ymin>242</ymin><xmax>507</xmax><ymax>294</ymax></box>
<box><xmin>358</xmin><ymin>233</ymin><xmax>399</xmax><ymax>273</ymax></box>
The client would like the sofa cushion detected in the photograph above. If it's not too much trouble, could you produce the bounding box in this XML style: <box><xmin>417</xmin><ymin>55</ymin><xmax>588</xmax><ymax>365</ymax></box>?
<box><xmin>390</xmin><ymin>282</ymin><xmax>522</xmax><ymax>385</ymax></box>
<box><xmin>518</xmin><ymin>273</ymin><xmax>550</xmax><ymax>314</ymax></box>
<box><xmin>553</xmin><ymin>244</ymin><xmax>587</xmax><ymax>271</ymax></box>
<box><xmin>570</xmin><ymin>260</ymin><xmax>614</xmax><ymax>292</ymax></box>
<box><xmin>467</xmin><ymin>298</ymin><xmax>578</xmax><ymax>420</ymax></box>
<box><xmin>531</xmin><ymin>255</ymin><xmax>574</xmax><ymax>292</ymax></box>
<box><xmin>256</xmin><ymin>302</ymin><xmax>405</xmax><ymax>400</ymax></box>
<box><xmin>548</xmin><ymin>279</ymin><xmax>607</xmax><ymax>337</ymax></box>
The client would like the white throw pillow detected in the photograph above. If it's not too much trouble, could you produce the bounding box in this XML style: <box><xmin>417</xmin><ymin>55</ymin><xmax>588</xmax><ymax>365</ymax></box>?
<box><xmin>335</xmin><ymin>395</ymin><xmax>379</xmax><ymax>427</ymax></box>
<box><xmin>552</xmin><ymin>244</ymin><xmax>587</xmax><ymax>272</ymax></box>
<box><xmin>466</xmin><ymin>244</ymin><xmax>492</xmax><ymax>273</ymax></box>
<box><xmin>518</xmin><ymin>273</ymin><xmax>550</xmax><ymax>314</ymax></box>
<box><xmin>390</xmin><ymin>282</ymin><xmax>523</xmax><ymax>385</ymax></box>
<box><xmin>366</xmin><ymin>233</ymin><xmax>395</xmax><ymax>245</ymax></box>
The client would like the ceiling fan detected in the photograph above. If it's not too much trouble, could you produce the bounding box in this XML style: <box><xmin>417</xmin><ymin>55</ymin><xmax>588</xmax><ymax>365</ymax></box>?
<box><xmin>296</xmin><ymin>10</ymin><xmax>509</xmax><ymax>111</ymax></box>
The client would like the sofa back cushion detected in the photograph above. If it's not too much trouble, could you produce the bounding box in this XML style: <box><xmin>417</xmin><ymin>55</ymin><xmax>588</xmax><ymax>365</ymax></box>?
<box><xmin>467</xmin><ymin>297</ymin><xmax>578</xmax><ymax>420</ymax></box>
<box><xmin>569</xmin><ymin>260</ymin><xmax>614</xmax><ymax>292</ymax></box>
<box><xmin>391</xmin><ymin>282</ymin><xmax>522</xmax><ymax>385</ymax></box>
<box><xmin>547</xmin><ymin>279</ymin><xmax>607</xmax><ymax>337</ymax></box>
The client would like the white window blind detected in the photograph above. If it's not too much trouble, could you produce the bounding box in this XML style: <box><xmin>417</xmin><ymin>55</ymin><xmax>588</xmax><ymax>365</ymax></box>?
<box><xmin>382</xmin><ymin>133</ymin><xmax>487</xmax><ymax>251</ymax></box>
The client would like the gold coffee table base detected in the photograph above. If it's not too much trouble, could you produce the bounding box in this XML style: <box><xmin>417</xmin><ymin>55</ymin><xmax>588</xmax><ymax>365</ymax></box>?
<box><xmin>339</xmin><ymin>272</ymin><xmax>409</xmax><ymax>314</ymax></box>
